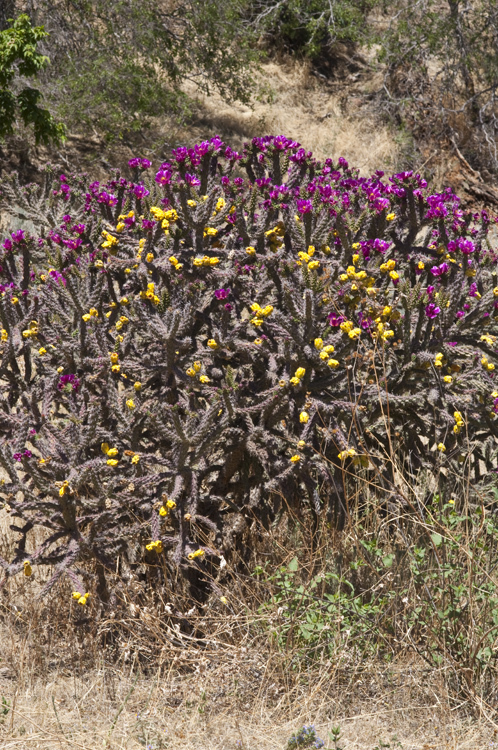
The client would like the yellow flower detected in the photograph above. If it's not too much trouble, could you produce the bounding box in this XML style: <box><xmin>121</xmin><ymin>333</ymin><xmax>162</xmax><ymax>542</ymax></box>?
<box><xmin>107</xmin><ymin>459</ymin><xmax>119</xmax><ymax>466</ymax></box>
<box><xmin>186</xmin><ymin>368</ymin><xmax>196</xmax><ymax>377</ymax></box>
<box><xmin>199</xmin><ymin>375</ymin><xmax>210</xmax><ymax>383</ymax></box>
<box><xmin>322</xmin><ymin>245</ymin><xmax>331</xmax><ymax>254</ymax></box>
<box><xmin>193</xmin><ymin>361</ymin><xmax>202</xmax><ymax>372</ymax></box>
<box><xmin>297</xmin><ymin>440</ymin><xmax>306</xmax><ymax>449</ymax></box>
<box><xmin>38</xmin><ymin>347</ymin><xmax>47</xmax><ymax>356</ymax></box>
<box><xmin>418</xmin><ymin>261</ymin><xmax>425</xmax><ymax>270</ymax></box>
<box><xmin>338</xmin><ymin>448</ymin><xmax>356</xmax><ymax>460</ymax></box>
<box><xmin>289</xmin><ymin>376</ymin><xmax>300</xmax><ymax>386</ymax></box>
<box><xmin>126</xmin><ymin>399</ymin><xmax>135</xmax><ymax>409</ymax></box>
<box><xmin>58</xmin><ymin>480</ymin><xmax>69</xmax><ymax>497</ymax></box>
<box><xmin>1</xmin><ymin>329</ymin><xmax>7</xmax><ymax>341</ymax></box>
<box><xmin>327</xmin><ymin>359</ymin><xmax>339</xmax><ymax>369</ymax></box>
<box><xmin>82</xmin><ymin>313</ymin><xmax>91</xmax><ymax>322</ymax></box>
<box><xmin>166</xmin><ymin>499</ymin><xmax>176</xmax><ymax>509</ymax></box>
<box><xmin>307</xmin><ymin>246</ymin><xmax>315</xmax><ymax>256</ymax></box>
<box><xmin>107</xmin><ymin>447</ymin><xmax>118</xmax><ymax>457</ymax></box>
<box><xmin>437</xmin><ymin>443</ymin><xmax>446</xmax><ymax>452</ymax></box>
<box><xmin>11</xmin><ymin>297</ymin><xmax>19</xmax><ymax>304</ymax></box>
<box><xmin>279</xmin><ymin>379</ymin><xmax>287</xmax><ymax>387</ymax></box>
<box><xmin>253</xmin><ymin>338</ymin><xmax>263</xmax><ymax>346</ymax></box>
<box><xmin>220</xmin><ymin>596</ymin><xmax>228</xmax><ymax>604</ymax></box>
<box><xmin>314</xmin><ymin>338</ymin><xmax>323</xmax><ymax>350</ymax></box>
<box><xmin>319</xmin><ymin>351</ymin><xmax>329</xmax><ymax>360</ymax></box>
<box><xmin>340</xmin><ymin>320</ymin><xmax>353</xmax><ymax>333</ymax></box>
<box><xmin>453</xmin><ymin>425</ymin><xmax>460</xmax><ymax>435</ymax></box>
<box><xmin>188</xmin><ymin>549</ymin><xmax>205</xmax><ymax>560</ymax></box>
<box><xmin>295</xmin><ymin>367</ymin><xmax>306</xmax><ymax>379</ymax></box>
<box><xmin>146</xmin><ymin>253</ymin><xmax>154</xmax><ymax>263</ymax></box>
<box><xmin>72</xmin><ymin>591</ymin><xmax>82</xmax><ymax>600</ymax></box>
<box><xmin>386</xmin><ymin>213</ymin><xmax>396</xmax><ymax>221</ymax></box>
<box><xmin>207</xmin><ymin>339</ymin><xmax>218</xmax><ymax>349</ymax></box>
<box><xmin>23</xmin><ymin>561</ymin><xmax>32</xmax><ymax>577</ymax></box>
<box><xmin>290</xmin><ymin>455</ymin><xmax>301</xmax><ymax>463</ymax></box>
<box><xmin>101</xmin><ymin>442</ymin><xmax>110</xmax><ymax>454</ymax></box>
<box><xmin>348</xmin><ymin>328</ymin><xmax>361</xmax><ymax>339</ymax></box>
<box><xmin>308</xmin><ymin>260</ymin><xmax>320</xmax><ymax>270</ymax></box>
<box><xmin>159</xmin><ymin>506</ymin><xmax>168</xmax><ymax>517</ymax></box>
<box><xmin>111</xmin><ymin>364</ymin><xmax>121</xmax><ymax>373</ymax></box>
<box><xmin>250</xmin><ymin>318</ymin><xmax>264</xmax><ymax>327</ymax></box>
<box><xmin>389</xmin><ymin>271</ymin><xmax>399</xmax><ymax>281</ymax></box>
<box><xmin>187</xmin><ymin>199</ymin><xmax>197</xmax><ymax>207</ymax></box>
<box><xmin>246</xmin><ymin>246</ymin><xmax>256</xmax><ymax>256</ymax></box>
<box><xmin>164</xmin><ymin>209</ymin><xmax>178</xmax><ymax>222</ymax></box>
<box><xmin>300</xmin><ymin>411</ymin><xmax>309</xmax><ymax>423</ymax></box>
<box><xmin>131</xmin><ymin>454</ymin><xmax>140</xmax><ymax>464</ymax></box>
<box><xmin>443</xmin><ymin>376</ymin><xmax>452</xmax><ymax>383</ymax></box>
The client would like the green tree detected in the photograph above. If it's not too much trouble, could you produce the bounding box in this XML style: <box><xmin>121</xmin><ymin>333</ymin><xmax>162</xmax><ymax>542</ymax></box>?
<box><xmin>26</xmin><ymin>0</ymin><xmax>260</xmax><ymax>141</ymax></box>
<box><xmin>0</xmin><ymin>13</ymin><xmax>65</xmax><ymax>145</ymax></box>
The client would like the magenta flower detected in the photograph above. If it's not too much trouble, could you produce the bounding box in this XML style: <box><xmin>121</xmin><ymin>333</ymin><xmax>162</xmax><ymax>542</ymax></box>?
<box><xmin>425</xmin><ymin>303</ymin><xmax>441</xmax><ymax>319</ymax></box>
<box><xmin>215</xmin><ymin>288</ymin><xmax>230</xmax><ymax>300</ymax></box>
<box><xmin>328</xmin><ymin>312</ymin><xmax>346</xmax><ymax>326</ymax></box>
<box><xmin>58</xmin><ymin>374</ymin><xmax>80</xmax><ymax>392</ymax></box>
<box><xmin>296</xmin><ymin>199</ymin><xmax>313</xmax><ymax>214</ymax></box>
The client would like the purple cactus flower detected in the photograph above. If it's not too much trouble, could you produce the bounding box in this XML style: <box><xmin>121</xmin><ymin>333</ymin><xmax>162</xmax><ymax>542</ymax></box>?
<box><xmin>425</xmin><ymin>303</ymin><xmax>441</xmax><ymax>319</ymax></box>
<box><xmin>215</xmin><ymin>288</ymin><xmax>230</xmax><ymax>300</ymax></box>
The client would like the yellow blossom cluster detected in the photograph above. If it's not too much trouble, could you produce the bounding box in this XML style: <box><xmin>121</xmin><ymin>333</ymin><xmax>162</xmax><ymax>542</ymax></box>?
<box><xmin>22</xmin><ymin>320</ymin><xmax>39</xmax><ymax>339</ymax></box>
<box><xmin>265</xmin><ymin>222</ymin><xmax>285</xmax><ymax>251</ymax></box>
<box><xmin>453</xmin><ymin>411</ymin><xmax>465</xmax><ymax>434</ymax></box>
<box><xmin>379</xmin><ymin>259</ymin><xmax>398</xmax><ymax>281</ymax></box>
<box><xmin>203</xmin><ymin>227</ymin><xmax>218</xmax><ymax>238</ymax></box>
<box><xmin>72</xmin><ymin>591</ymin><xmax>90</xmax><ymax>605</ymax></box>
<box><xmin>340</xmin><ymin>319</ymin><xmax>361</xmax><ymax>340</ymax></box>
<box><xmin>101</xmin><ymin>230</ymin><xmax>118</xmax><ymax>251</ymax></box>
<box><xmin>169</xmin><ymin>255</ymin><xmax>183</xmax><ymax>271</ymax></box>
<box><xmin>481</xmin><ymin>356</ymin><xmax>495</xmax><ymax>371</ymax></box>
<box><xmin>186</xmin><ymin>360</ymin><xmax>210</xmax><ymax>383</ymax></box>
<box><xmin>23</xmin><ymin>560</ymin><xmax>32</xmax><ymax>576</ymax></box>
<box><xmin>250</xmin><ymin>302</ymin><xmax>274</xmax><ymax>326</ymax></box>
<box><xmin>140</xmin><ymin>282</ymin><xmax>160</xmax><ymax>305</ymax></box>
<box><xmin>102</xmin><ymin>442</ymin><xmax>119</xmax><ymax>465</ymax></box>
<box><xmin>146</xmin><ymin>540</ymin><xmax>163</xmax><ymax>553</ymax></box>
<box><xmin>116</xmin><ymin>210</ymin><xmax>134</xmax><ymax>232</ymax></box>
<box><xmin>207</xmin><ymin>339</ymin><xmax>218</xmax><ymax>349</ymax></box>
<box><xmin>297</xmin><ymin>246</ymin><xmax>320</xmax><ymax>270</ymax></box>
<box><xmin>1</xmin><ymin>329</ymin><xmax>7</xmax><ymax>342</ymax></box>
<box><xmin>188</xmin><ymin>548</ymin><xmax>205</xmax><ymax>560</ymax></box>
<box><xmin>159</xmin><ymin>499</ymin><xmax>176</xmax><ymax>517</ymax></box>
<box><xmin>290</xmin><ymin>366</ymin><xmax>306</xmax><ymax>386</ymax></box>
<box><xmin>314</xmin><ymin>338</ymin><xmax>338</xmax><ymax>368</ymax></box>
<box><xmin>246</xmin><ymin>246</ymin><xmax>256</xmax><ymax>256</ymax></box>
<box><xmin>193</xmin><ymin>255</ymin><xmax>220</xmax><ymax>267</ymax></box>
<box><xmin>150</xmin><ymin>207</ymin><xmax>178</xmax><ymax>235</ymax></box>
<box><xmin>82</xmin><ymin>307</ymin><xmax>99</xmax><ymax>322</ymax></box>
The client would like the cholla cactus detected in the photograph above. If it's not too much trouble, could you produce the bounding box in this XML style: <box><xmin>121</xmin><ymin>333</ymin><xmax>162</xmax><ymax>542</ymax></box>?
<box><xmin>0</xmin><ymin>136</ymin><xmax>497</xmax><ymax>598</ymax></box>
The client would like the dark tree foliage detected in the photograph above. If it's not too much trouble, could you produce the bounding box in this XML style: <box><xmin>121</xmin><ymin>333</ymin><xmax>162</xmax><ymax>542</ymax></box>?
<box><xmin>0</xmin><ymin>135</ymin><xmax>497</xmax><ymax>601</ymax></box>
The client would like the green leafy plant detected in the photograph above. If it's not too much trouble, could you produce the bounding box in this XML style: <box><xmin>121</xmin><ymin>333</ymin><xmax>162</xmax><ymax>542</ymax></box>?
<box><xmin>0</xmin><ymin>13</ymin><xmax>65</xmax><ymax>144</ymax></box>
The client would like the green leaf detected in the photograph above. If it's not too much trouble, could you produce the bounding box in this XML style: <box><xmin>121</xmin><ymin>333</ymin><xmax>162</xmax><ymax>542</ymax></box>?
<box><xmin>431</xmin><ymin>533</ymin><xmax>442</xmax><ymax>547</ymax></box>
<box><xmin>288</xmin><ymin>557</ymin><xmax>299</xmax><ymax>572</ymax></box>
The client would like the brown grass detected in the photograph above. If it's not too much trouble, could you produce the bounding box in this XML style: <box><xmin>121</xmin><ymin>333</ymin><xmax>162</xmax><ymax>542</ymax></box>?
<box><xmin>1</xmin><ymin>502</ymin><xmax>497</xmax><ymax>750</ymax></box>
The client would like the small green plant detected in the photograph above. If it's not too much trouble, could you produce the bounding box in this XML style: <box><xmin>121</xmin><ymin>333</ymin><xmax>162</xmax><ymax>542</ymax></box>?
<box><xmin>0</xmin><ymin>695</ymin><xmax>10</xmax><ymax>723</ymax></box>
<box><xmin>328</xmin><ymin>727</ymin><xmax>344</xmax><ymax>750</ymax></box>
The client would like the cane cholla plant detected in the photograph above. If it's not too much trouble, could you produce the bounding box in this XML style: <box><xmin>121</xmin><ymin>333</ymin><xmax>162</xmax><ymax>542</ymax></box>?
<box><xmin>0</xmin><ymin>135</ymin><xmax>498</xmax><ymax>598</ymax></box>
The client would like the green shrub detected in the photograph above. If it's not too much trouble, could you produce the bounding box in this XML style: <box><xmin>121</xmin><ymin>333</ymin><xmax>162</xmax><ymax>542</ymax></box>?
<box><xmin>0</xmin><ymin>135</ymin><xmax>497</xmax><ymax>603</ymax></box>
<box><xmin>0</xmin><ymin>14</ymin><xmax>65</xmax><ymax>145</ymax></box>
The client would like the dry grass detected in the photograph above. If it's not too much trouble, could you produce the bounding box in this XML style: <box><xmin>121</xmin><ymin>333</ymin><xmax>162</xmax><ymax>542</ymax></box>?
<box><xmin>1</xmin><ymin>503</ymin><xmax>497</xmax><ymax>750</ymax></box>
<box><xmin>161</xmin><ymin>56</ymin><xmax>401</xmax><ymax>177</ymax></box>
